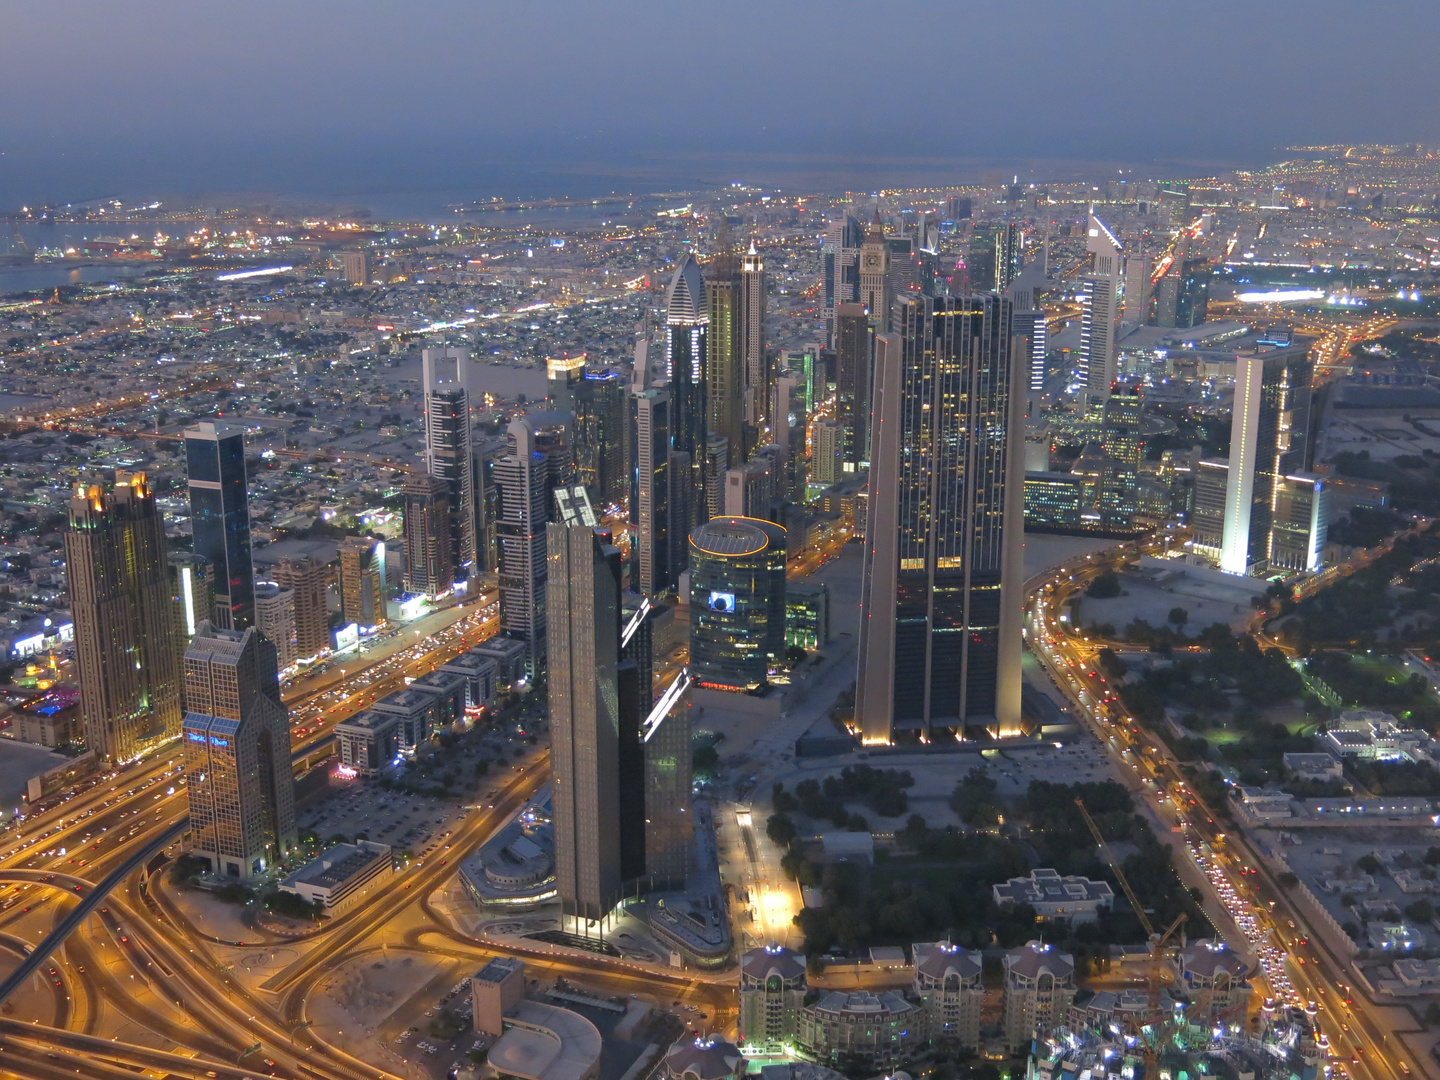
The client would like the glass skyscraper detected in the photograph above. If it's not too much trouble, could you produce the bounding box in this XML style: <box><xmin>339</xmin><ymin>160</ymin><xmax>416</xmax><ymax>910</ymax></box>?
<box><xmin>183</xmin><ymin>623</ymin><xmax>296</xmax><ymax>880</ymax></box>
<box><xmin>856</xmin><ymin>292</ymin><xmax>1026</xmax><ymax>743</ymax></box>
<box><xmin>687</xmin><ymin>517</ymin><xmax>787</xmax><ymax>692</ymax></box>
<box><xmin>66</xmin><ymin>472</ymin><xmax>183</xmax><ymax>763</ymax></box>
<box><xmin>185</xmin><ymin>421</ymin><xmax>255</xmax><ymax>630</ymax></box>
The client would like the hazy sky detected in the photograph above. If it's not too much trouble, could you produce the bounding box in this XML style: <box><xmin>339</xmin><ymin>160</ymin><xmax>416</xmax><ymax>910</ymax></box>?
<box><xmin>2</xmin><ymin>0</ymin><xmax>1438</xmax><ymax>208</ymax></box>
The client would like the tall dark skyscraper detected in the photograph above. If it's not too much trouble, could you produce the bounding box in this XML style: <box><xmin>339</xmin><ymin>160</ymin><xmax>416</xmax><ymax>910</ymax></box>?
<box><xmin>182</xmin><ymin>623</ymin><xmax>296</xmax><ymax>880</ymax></box>
<box><xmin>66</xmin><ymin>472</ymin><xmax>183</xmax><ymax>763</ymax></box>
<box><xmin>856</xmin><ymin>293</ymin><xmax>1026</xmax><ymax>743</ymax></box>
<box><xmin>631</xmin><ymin>388</ymin><xmax>673</xmax><ymax>595</ymax></box>
<box><xmin>1099</xmin><ymin>384</ymin><xmax>1144</xmax><ymax>529</ymax></box>
<box><xmin>402</xmin><ymin>473</ymin><xmax>454</xmax><ymax>598</ymax></box>
<box><xmin>705</xmin><ymin>233</ymin><xmax>746</xmax><ymax>471</ymax></box>
<box><xmin>547</xmin><ymin>520</ymin><xmax>622</xmax><ymax>930</ymax></box>
<box><xmin>665</xmin><ymin>254</ymin><xmax>709</xmax><ymax>521</ymax></box>
<box><xmin>834</xmin><ymin>301</ymin><xmax>871</xmax><ymax>471</ymax></box>
<box><xmin>185</xmin><ymin>421</ymin><xmax>255</xmax><ymax>630</ymax></box>
<box><xmin>578</xmin><ymin>368</ymin><xmax>628</xmax><ymax>511</ymax></box>
<box><xmin>496</xmin><ymin>418</ymin><xmax>549</xmax><ymax>676</ymax></box>
<box><xmin>422</xmin><ymin>346</ymin><xmax>476</xmax><ymax>585</ymax></box>
<box><xmin>740</xmin><ymin>241</ymin><xmax>769</xmax><ymax>445</ymax></box>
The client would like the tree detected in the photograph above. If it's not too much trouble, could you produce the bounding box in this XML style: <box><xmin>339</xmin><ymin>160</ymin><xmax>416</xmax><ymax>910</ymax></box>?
<box><xmin>692</xmin><ymin>745</ymin><xmax>720</xmax><ymax>778</ymax></box>
<box><xmin>1357</xmin><ymin>854</ymin><xmax>1383</xmax><ymax>876</ymax></box>
<box><xmin>1168</xmin><ymin>607</ymin><xmax>1189</xmax><ymax>628</ymax></box>
<box><xmin>1087</xmin><ymin>573</ymin><xmax>1121</xmax><ymax>599</ymax></box>
<box><xmin>1407</xmin><ymin>899</ymin><xmax>1435</xmax><ymax>924</ymax></box>
<box><xmin>766</xmin><ymin>813</ymin><xmax>798</xmax><ymax>848</ymax></box>
<box><xmin>1426</xmin><ymin>1002</ymin><xmax>1440</xmax><ymax>1029</ymax></box>
<box><xmin>1277</xmin><ymin>871</ymin><xmax>1299</xmax><ymax>889</ymax></box>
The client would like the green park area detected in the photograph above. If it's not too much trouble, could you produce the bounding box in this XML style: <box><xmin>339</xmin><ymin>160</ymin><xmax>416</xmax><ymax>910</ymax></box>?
<box><xmin>767</xmin><ymin>770</ymin><xmax>1200</xmax><ymax>971</ymax></box>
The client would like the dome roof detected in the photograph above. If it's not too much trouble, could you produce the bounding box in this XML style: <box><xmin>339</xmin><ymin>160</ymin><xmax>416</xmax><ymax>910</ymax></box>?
<box><xmin>741</xmin><ymin>945</ymin><xmax>805</xmax><ymax>981</ymax></box>
<box><xmin>690</xmin><ymin>518</ymin><xmax>783</xmax><ymax>558</ymax></box>
<box><xmin>665</xmin><ymin>1036</ymin><xmax>744</xmax><ymax>1080</ymax></box>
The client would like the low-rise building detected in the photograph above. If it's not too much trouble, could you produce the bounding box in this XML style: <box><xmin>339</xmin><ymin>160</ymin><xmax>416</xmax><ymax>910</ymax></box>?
<box><xmin>279</xmin><ymin>840</ymin><xmax>392</xmax><ymax>911</ymax></box>
<box><xmin>1322</xmin><ymin>710</ymin><xmax>1439</xmax><ymax>765</ymax></box>
<box><xmin>483</xmin><ymin>1000</ymin><xmax>602</xmax><ymax>1080</ymax></box>
<box><xmin>334</xmin><ymin>710</ymin><xmax>407</xmax><ymax>776</ymax></box>
<box><xmin>992</xmin><ymin>868</ymin><xmax>1114</xmax><ymax>922</ymax></box>
<box><xmin>371</xmin><ymin>687</ymin><xmax>441</xmax><ymax>745</ymax></box>
<box><xmin>472</xmin><ymin>636</ymin><xmax>530</xmax><ymax>688</ymax></box>
<box><xmin>1282</xmin><ymin>752</ymin><xmax>1344</xmax><ymax>781</ymax></box>
<box><xmin>1367</xmin><ymin>920</ymin><xmax>1426</xmax><ymax>952</ymax></box>
<box><xmin>441</xmin><ymin>649</ymin><xmax>499</xmax><ymax>710</ymax></box>
<box><xmin>1237</xmin><ymin>787</ymin><xmax>1295</xmax><ymax>820</ymax></box>
<box><xmin>408</xmin><ymin>668</ymin><xmax>468</xmax><ymax>730</ymax></box>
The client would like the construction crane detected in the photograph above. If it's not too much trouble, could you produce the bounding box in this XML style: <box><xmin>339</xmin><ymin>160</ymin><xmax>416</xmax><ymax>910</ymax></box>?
<box><xmin>1075</xmin><ymin>797</ymin><xmax>1187</xmax><ymax>1070</ymax></box>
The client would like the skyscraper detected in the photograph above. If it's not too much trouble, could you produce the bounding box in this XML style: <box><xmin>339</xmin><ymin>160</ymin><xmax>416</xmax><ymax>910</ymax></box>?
<box><xmin>822</xmin><ymin>214</ymin><xmax>863</xmax><ymax>346</ymax></box>
<box><xmin>834</xmin><ymin>301</ymin><xmax>871</xmax><ymax>471</ymax></box>
<box><xmin>856</xmin><ymin>293</ymin><xmax>1026</xmax><ymax>743</ymax></box>
<box><xmin>576</xmin><ymin>368</ymin><xmax>628</xmax><ymax>511</ymax></box>
<box><xmin>858</xmin><ymin>210</ymin><xmax>890</xmax><ymax>322</ymax></box>
<box><xmin>740</xmin><ymin>242</ymin><xmax>769</xmax><ymax>441</ymax></box>
<box><xmin>665</xmin><ymin>254</ymin><xmax>709</xmax><ymax>519</ymax></box>
<box><xmin>1078</xmin><ymin>212</ymin><xmax>1123</xmax><ymax>406</ymax></box>
<box><xmin>1220</xmin><ymin>341</ymin><xmax>1314</xmax><ymax>575</ymax></box>
<box><xmin>496</xmin><ymin>418</ymin><xmax>549</xmax><ymax>675</ymax></box>
<box><xmin>639</xmin><ymin>673</ymin><xmax>694</xmax><ymax>889</ymax></box>
<box><xmin>402</xmin><ymin>473</ymin><xmax>454</xmax><ymax>598</ymax></box>
<box><xmin>253</xmin><ymin>581</ymin><xmax>297</xmax><ymax>669</ymax></box>
<box><xmin>66</xmin><ymin>472</ymin><xmax>182</xmax><ymax>763</ymax></box>
<box><xmin>1099</xmin><ymin>384</ymin><xmax>1144</xmax><ymax>529</ymax></box>
<box><xmin>167</xmin><ymin>551</ymin><xmax>214</xmax><ymax>681</ymax></box>
<box><xmin>547</xmin><ymin>520</ymin><xmax>622</xmax><ymax>929</ymax></box>
<box><xmin>811</xmin><ymin>418</ymin><xmax>845</xmax><ymax>488</ymax></box>
<box><xmin>688</xmin><ymin>517</ymin><xmax>787</xmax><ymax>692</ymax></box>
<box><xmin>338</xmin><ymin>536</ymin><xmax>385</xmax><ymax>629</ymax></box>
<box><xmin>993</xmin><ymin>222</ymin><xmax>1022</xmax><ymax>292</ymax></box>
<box><xmin>182</xmin><ymin>623</ymin><xmax>296</xmax><ymax>881</ymax></box>
<box><xmin>185</xmin><ymin>421</ymin><xmax>255</xmax><ymax>630</ymax></box>
<box><xmin>705</xmin><ymin>237</ymin><xmax>746</xmax><ymax>469</ymax></box>
<box><xmin>272</xmin><ymin>554</ymin><xmax>329</xmax><ymax>661</ymax></box>
<box><xmin>631</xmin><ymin>388</ymin><xmax>673</xmax><ymax>596</ymax></box>
<box><xmin>1122</xmin><ymin>251</ymin><xmax>1155</xmax><ymax>327</ymax></box>
<box><xmin>472</xmin><ymin>438</ymin><xmax>505</xmax><ymax>573</ymax></box>
<box><xmin>1006</xmin><ymin>264</ymin><xmax>1049</xmax><ymax>414</ymax></box>
<box><xmin>422</xmin><ymin>346</ymin><xmax>476</xmax><ymax>585</ymax></box>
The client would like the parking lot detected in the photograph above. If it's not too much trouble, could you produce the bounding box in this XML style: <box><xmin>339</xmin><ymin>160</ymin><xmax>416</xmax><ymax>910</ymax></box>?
<box><xmin>297</xmin><ymin>714</ymin><xmax>548</xmax><ymax>857</ymax></box>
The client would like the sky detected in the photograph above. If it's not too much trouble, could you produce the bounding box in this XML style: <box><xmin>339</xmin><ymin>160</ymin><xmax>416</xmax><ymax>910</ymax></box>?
<box><xmin>2</xmin><ymin>0</ymin><xmax>1438</xmax><ymax>213</ymax></box>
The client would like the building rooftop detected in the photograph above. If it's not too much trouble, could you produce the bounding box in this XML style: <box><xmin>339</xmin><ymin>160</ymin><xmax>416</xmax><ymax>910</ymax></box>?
<box><xmin>476</xmin><ymin>955</ymin><xmax>525</xmax><ymax>985</ymax></box>
<box><xmin>485</xmin><ymin>1000</ymin><xmax>601</xmax><ymax>1080</ymax></box>
<box><xmin>280</xmin><ymin>841</ymin><xmax>389</xmax><ymax>892</ymax></box>
<box><xmin>664</xmin><ymin>1035</ymin><xmax>744</xmax><ymax>1080</ymax></box>
<box><xmin>912</xmin><ymin>941</ymin><xmax>982</xmax><ymax>981</ymax></box>
<box><xmin>740</xmin><ymin>945</ymin><xmax>805</xmax><ymax>982</ymax></box>
<box><xmin>992</xmin><ymin>868</ymin><xmax>1113</xmax><ymax>910</ymax></box>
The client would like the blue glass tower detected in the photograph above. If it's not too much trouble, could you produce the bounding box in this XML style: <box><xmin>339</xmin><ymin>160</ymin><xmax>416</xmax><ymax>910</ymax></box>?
<box><xmin>185</xmin><ymin>422</ymin><xmax>255</xmax><ymax>630</ymax></box>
